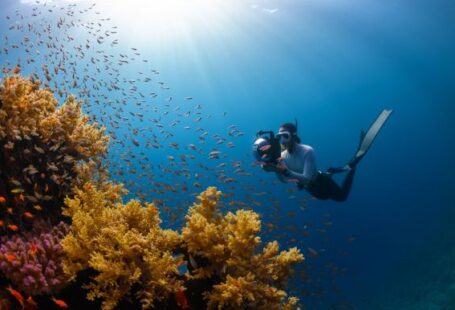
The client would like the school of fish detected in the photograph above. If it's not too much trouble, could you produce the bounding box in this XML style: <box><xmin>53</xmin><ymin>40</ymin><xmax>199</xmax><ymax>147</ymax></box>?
<box><xmin>0</xmin><ymin>1</ymin><xmax>356</xmax><ymax>307</ymax></box>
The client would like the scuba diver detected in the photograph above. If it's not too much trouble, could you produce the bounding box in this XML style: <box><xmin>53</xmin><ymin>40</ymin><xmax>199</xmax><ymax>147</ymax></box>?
<box><xmin>253</xmin><ymin>109</ymin><xmax>393</xmax><ymax>202</ymax></box>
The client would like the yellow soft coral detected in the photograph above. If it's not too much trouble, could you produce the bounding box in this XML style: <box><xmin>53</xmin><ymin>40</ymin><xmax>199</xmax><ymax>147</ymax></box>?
<box><xmin>0</xmin><ymin>75</ymin><xmax>108</xmax><ymax>158</ymax></box>
<box><xmin>40</xmin><ymin>95</ymin><xmax>108</xmax><ymax>157</ymax></box>
<box><xmin>0</xmin><ymin>73</ymin><xmax>109</xmax><ymax>227</ymax></box>
<box><xmin>182</xmin><ymin>187</ymin><xmax>304</xmax><ymax>309</ymax></box>
<box><xmin>206</xmin><ymin>273</ymin><xmax>299</xmax><ymax>310</ymax></box>
<box><xmin>61</xmin><ymin>182</ymin><xmax>182</xmax><ymax>310</ymax></box>
<box><xmin>62</xmin><ymin>185</ymin><xmax>303</xmax><ymax>309</ymax></box>
<box><xmin>0</xmin><ymin>74</ymin><xmax>56</xmax><ymax>139</ymax></box>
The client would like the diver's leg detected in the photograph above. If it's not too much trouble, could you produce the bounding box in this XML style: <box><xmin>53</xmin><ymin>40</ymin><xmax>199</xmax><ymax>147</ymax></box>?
<box><xmin>308</xmin><ymin>172</ymin><xmax>343</xmax><ymax>201</ymax></box>
<box><xmin>336</xmin><ymin>167</ymin><xmax>356</xmax><ymax>201</ymax></box>
<box><xmin>316</xmin><ymin>169</ymin><xmax>356</xmax><ymax>202</ymax></box>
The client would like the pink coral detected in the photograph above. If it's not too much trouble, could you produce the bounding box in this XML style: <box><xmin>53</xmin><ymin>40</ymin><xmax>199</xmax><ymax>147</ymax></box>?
<box><xmin>0</xmin><ymin>222</ymin><xmax>70</xmax><ymax>295</ymax></box>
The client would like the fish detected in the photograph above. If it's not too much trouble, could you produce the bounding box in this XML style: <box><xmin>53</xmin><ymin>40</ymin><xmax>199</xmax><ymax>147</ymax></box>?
<box><xmin>5</xmin><ymin>254</ymin><xmax>17</xmax><ymax>262</ymax></box>
<box><xmin>6</xmin><ymin>287</ymin><xmax>24</xmax><ymax>309</ymax></box>
<box><xmin>10</xmin><ymin>179</ymin><xmax>22</xmax><ymax>186</ymax></box>
<box><xmin>308</xmin><ymin>247</ymin><xmax>319</xmax><ymax>257</ymax></box>
<box><xmin>0</xmin><ymin>196</ymin><xmax>6</xmax><ymax>204</ymax></box>
<box><xmin>174</xmin><ymin>289</ymin><xmax>189</xmax><ymax>309</ymax></box>
<box><xmin>3</xmin><ymin>141</ymin><xmax>14</xmax><ymax>150</ymax></box>
<box><xmin>33</xmin><ymin>145</ymin><xmax>45</xmax><ymax>154</ymax></box>
<box><xmin>52</xmin><ymin>298</ymin><xmax>68</xmax><ymax>308</ymax></box>
<box><xmin>29</xmin><ymin>243</ymin><xmax>38</xmax><ymax>256</ymax></box>
<box><xmin>26</xmin><ymin>296</ymin><xmax>37</xmax><ymax>308</ymax></box>
<box><xmin>208</xmin><ymin>150</ymin><xmax>221</xmax><ymax>159</ymax></box>
<box><xmin>188</xmin><ymin>254</ymin><xmax>198</xmax><ymax>269</ymax></box>
<box><xmin>10</xmin><ymin>188</ymin><xmax>24</xmax><ymax>194</ymax></box>
<box><xmin>8</xmin><ymin>224</ymin><xmax>19</xmax><ymax>232</ymax></box>
<box><xmin>23</xmin><ymin>212</ymin><xmax>34</xmax><ymax>219</ymax></box>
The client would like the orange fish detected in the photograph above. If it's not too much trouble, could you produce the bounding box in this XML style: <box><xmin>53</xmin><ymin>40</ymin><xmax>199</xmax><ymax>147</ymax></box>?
<box><xmin>26</xmin><ymin>296</ymin><xmax>37</xmax><ymax>308</ymax></box>
<box><xmin>29</xmin><ymin>243</ymin><xmax>38</xmax><ymax>256</ymax></box>
<box><xmin>33</xmin><ymin>205</ymin><xmax>43</xmax><ymax>211</ymax></box>
<box><xmin>6</xmin><ymin>287</ymin><xmax>24</xmax><ymax>309</ymax></box>
<box><xmin>0</xmin><ymin>220</ymin><xmax>4</xmax><ymax>227</ymax></box>
<box><xmin>52</xmin><ymin>298</ymin><xmax>68</xmax><ymax>309</ymax></box>
<box><xmin>8</xmin><ymin>224</ymin><xmax>19</xmax><ymax>232</ymax></box>
<box><xmin>0</xmin><ymin>196</ymin><xmax>6</xmax><ymax>204</ymax></box>
<box><xmin>23</xmin><ymin>212</ymin><xmax>34</xmax><ymax>219</ymax></box>
<box><xmin>7</xmin><ymin>208</ymin><xmax>13</xmax><ymax>214</ymax></box>
<box><xmin>174</xmin><ymin>289</ymin><xmax>189</xmax><ymax>309</ymax></box>
<box><xmin>5</xmin><ymin>254</ymin><xmax>17</xmax><ymax>262</ymax></box>
<box><xmin>12</xmin><ymin>65</ymin><xmax>21</xmax><ymax>74</ymax></box>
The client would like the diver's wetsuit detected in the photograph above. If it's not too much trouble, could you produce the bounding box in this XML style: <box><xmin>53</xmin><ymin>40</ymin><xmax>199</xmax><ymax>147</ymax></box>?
<box><xmin>278</xmin><ymin>144</ymin><xmax>355</xmax><ymax>202</ymax></box>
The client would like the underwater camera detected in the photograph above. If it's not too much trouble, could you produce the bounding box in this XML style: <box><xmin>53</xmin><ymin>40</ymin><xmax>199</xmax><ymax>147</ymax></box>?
<box><xmin>252</xmin><ymin>130</ymin><xmax>281</xmax><ymax>164</ymax></box>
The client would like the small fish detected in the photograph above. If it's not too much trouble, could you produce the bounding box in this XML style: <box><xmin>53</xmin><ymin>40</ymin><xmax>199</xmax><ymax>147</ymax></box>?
<box><xmin>8</xmin><ymin>224</ymin><xmax>19</xmax><ymax>232</ymax></box>
<box><xmin>0</xmin><ymin>196</ymin><xmax>6</xmax><ymax>204</ymax></box>
<box><xmin>188</xmin><ymin>254</ymin><xmax>198</xmax><ymax>269</ymax></box>
<box><xmin>29</xmin><ymin>243</ymin><xmax>38</xmax><ymax>256</ymax></box>
<box><xmin>6</xmin><ymin>287</ymin><xmax>24</xmax><ymax>309</ymax></box>
<box><xmin>12</xmin><ymin>65</ymin><xmax>21</xmax><ymax>74</ymax></box>
<box><xmin>10</xmin><ymin>179</ymin><xmax>22</xmax><ymax>186</ymax></box>
<box><xmin>23</xmin><ymin>212</ymin><xmax>34</xmax><ymax>219</ymax></box>
<box><xmin>33</xmin><ymin>145</ymin><xmax>45</xmax><ymax>154</ymax></box>
<box><xmin>26</xmin><ymin>296</ymin><xmax>37</xmax><ymax>307</ymax></box>
<box><xmin>10</xmin><ymin>188</ymin><xmax>24</xmax><ymax>194</ymax></box>
<box><xmin>52</xmin><ymin>298</ymin><xmax>68</xmax><ymax>308</ymax></box>
<box><xmin>5</xmin><ymin>254</ymin><xmax>17</xmax><ymax>262</ymax></box>
<box><xmin>32</xmin><ymin>204</ymin><xmax>42</xmax><ymax>211</ymax></box>
<box><xmin>308</xmin><ymin>247</ymin><xmax>319</xmax><ymax>257</ymax></box>
<box><xmin>3</xmin><ymin>141</ymin><xmax>14</xmax><ymax>150</ymax></box>
<box><xmin>174</xmin><ymin>289</ymin><xmax>189</xmax><ymax>309</ymax></box>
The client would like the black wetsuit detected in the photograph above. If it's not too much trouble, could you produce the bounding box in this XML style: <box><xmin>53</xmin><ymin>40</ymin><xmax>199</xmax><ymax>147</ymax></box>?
<box><xmin>303</xmin><ymin>168</ymin><xmax>356</xmax><ymax>202</ymax></box>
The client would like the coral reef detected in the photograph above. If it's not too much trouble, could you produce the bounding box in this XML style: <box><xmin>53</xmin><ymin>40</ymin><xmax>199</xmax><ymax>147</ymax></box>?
<box><xmin>61</xmin><ymin>182</ymin><xmax>183</xmax><ymax>310</ymax></box>
<box><xmin>62</xmin><ymin>185</ymin><xmax>303</xmax><ymax>309</ymax></box>
<box><xmin>0</xmin><ymin>73</ymin><xmax>108</xmax><ymax>230</ymax></box>
<box><xmin>182</xmin><ymin>187</ymin><xmax>303</xmax><ymax>309</ymax></box>
<box><xmin>0</xmin><ymin>72</ymin><xmax>110</xmax><ymax>307</ymax></box>
<box><xmin>0</xmin><ymin>73</ymin><xmax>304</xmax><ymax>309</ymax></box>
<box><xmin>0</xmin><ymin>221</ymin><xmax>70</xmax><ymax>295</ymax></box>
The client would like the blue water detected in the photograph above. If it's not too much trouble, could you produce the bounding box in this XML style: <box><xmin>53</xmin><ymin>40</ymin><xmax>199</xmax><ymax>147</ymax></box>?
<box><xmin>1</xmin><ymin>0</ymin><xmax>454</xmax><ymax>309</ymax></box>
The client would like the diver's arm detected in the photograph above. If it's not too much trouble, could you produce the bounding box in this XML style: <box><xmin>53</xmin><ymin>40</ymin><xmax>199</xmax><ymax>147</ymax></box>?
<box><xmin>261</xmin><ymin>163</ymin><xmax>289</xmax><ymax>183</ymax></box>
<box><xmin>261</xmin><ymin>164</ymin><xmax>288</xmax><ymax>183</ymax></box>
<box><xmin>285</xmin><ymin>148</ymin><xmax>317</xmax><ymax>186</ymax></box>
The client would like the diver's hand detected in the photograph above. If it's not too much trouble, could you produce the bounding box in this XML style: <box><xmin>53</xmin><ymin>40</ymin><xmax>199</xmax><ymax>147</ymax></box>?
<box><xmin>262</xmin><ymin>161</ymin><xmax>289</xmax><ymax>174</ymax></box>
<box><xmin>262</xmin><ymin>163</ymin><xmax>280</xmax><ymax>172</ymax></box>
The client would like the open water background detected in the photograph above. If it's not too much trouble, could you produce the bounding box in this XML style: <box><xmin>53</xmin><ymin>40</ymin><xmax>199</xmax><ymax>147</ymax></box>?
<box><xmin>1</xmin><ymin>0</ymin><xmax>455</xmax><ymax>309</ymax></box>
